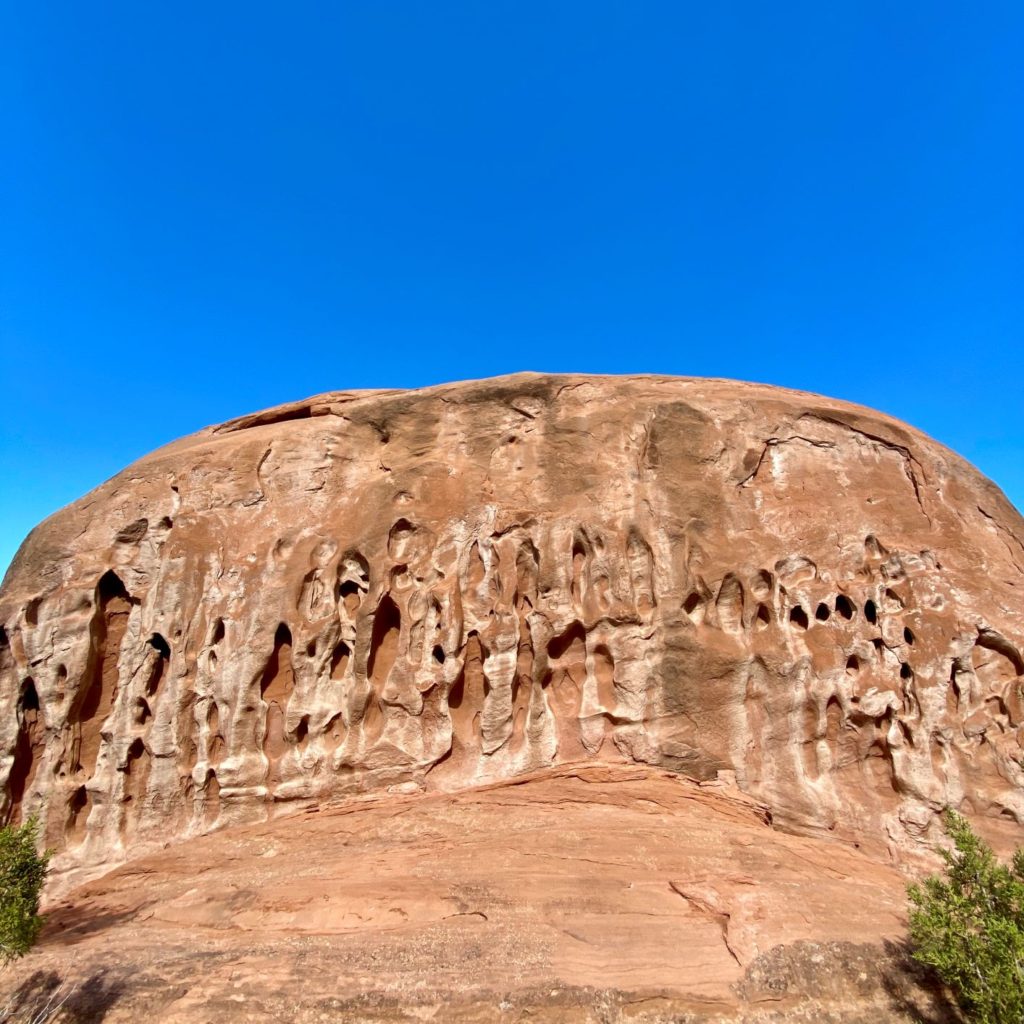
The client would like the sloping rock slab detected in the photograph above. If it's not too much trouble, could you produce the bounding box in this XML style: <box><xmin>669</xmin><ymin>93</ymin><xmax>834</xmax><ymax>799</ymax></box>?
<box><xmin>1</xmin><ymin>765</ymin><xmax>959</xmax><ymax>1022</ymax></box>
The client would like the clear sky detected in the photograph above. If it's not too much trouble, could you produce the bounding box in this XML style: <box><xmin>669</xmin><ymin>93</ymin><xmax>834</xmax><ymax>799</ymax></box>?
<box><xmin>2</xmin><ymin>2</ymin><xmax>1022</xmax><ymax>579</ymax></box>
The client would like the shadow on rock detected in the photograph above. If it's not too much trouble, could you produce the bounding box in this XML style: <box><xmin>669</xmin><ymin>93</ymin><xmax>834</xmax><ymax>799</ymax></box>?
<box><xmin>880</xmin><ymin>939</ymin><xmax>965</xmax><ymax>1024</ymax></box>
<box><xmin>41</xmin><ymin>901</ymin><xmax>150</xmax><ymax>944</ymax></box>
<box><xmin>0</xmin><ymin>968</ymin><xmax>126</xmax><ymax>1024</ymax></box>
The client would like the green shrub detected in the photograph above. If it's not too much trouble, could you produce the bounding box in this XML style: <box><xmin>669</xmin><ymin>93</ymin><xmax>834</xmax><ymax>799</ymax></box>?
<box><xmin>0</xmin><ymin>816</ymin><xmax>51</xmax><ymax>965</ymax></box>
<box><xmin>907</xmin><ymin>810</ymin><xmax>1024</xmax><ymax>1024</ymax></box>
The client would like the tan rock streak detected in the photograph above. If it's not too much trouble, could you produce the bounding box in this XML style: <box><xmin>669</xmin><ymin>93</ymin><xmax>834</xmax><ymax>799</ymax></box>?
<box><xmin>1</xmin><ymin>373</ymin><xmax>1022</xmax><ymax>885</ymax></box>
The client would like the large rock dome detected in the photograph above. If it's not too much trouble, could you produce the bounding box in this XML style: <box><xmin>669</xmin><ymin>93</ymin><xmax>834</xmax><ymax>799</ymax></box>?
<box><xmin>2</xmin><ymin>373</ymin><xmax>1022</xmax><ymax>893</ymax></box>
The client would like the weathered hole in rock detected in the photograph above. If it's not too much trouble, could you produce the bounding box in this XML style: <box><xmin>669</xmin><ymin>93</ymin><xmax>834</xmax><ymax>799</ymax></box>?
<box><xmin>865</xmin><ymin>740</ymin><xmax>899</xmax><ymax>797</ymax></box>
<box><xmin>515</xmin><ymin>539</ymin><xmax>540</xmax><ymax>607</ymax></box>
<box><xmin>775</xmin><ymin>555</ymin><xmax>817</xmax><ymax>586</ymax></box>
<box><xmin>123</xmin><ymin>737</ymin><xmax>151</xmax><ymax>831</ymax></box>
<box><xmin>467</xmin><ymin>542</ymin><xmax>486</xmax><ymax>592</ymax></box>
<box><xmin>865</xmin><ymin>534</ymin><xmax>888</xmax><ymax>559</ymax></box>
<box><xmin>903</xmin><ymin>627</ymin><xmax>915</xmax><ymax>646</ymax></box>
<box><xmin>114</xmin><ymin>518</ymin><xmax>149</xmax><ymax>545</ymax></box>
<box><xmin>835</xmin><ymin>594</ymin><xmax>855</xmax><ymax>620</ymax></box>
<box><xmin>330</xmin><ymin>641</ymin><xmax>351</xmax><ymax>680</ymax></box>
<box><xmin>67</xmin><ymin>785</ymin><xmax>91</xmax><ymax>844</ymax></box>
<box><xmin>825</xmin><ymin>695</ymin><xmax>844</xmax><ymax>746</ymax></box>
<box><xmin>864</xmin><ymin>600</ymin><xmax>878</xmax><ymax>625</ymax></box>
<box><xmin>801</xmin><ymin>702</ymin><xmax>821</xmax><ymax>778</ymax></box>
<box><xmin>593</xmin><ymin>645</ymin><xmax>617</xmax><ymax>709</ymax></box>
<box><xmin>815</xmin><ymin>602</ymin><xmax>831</xmax><ymax>622</ymax></box>
<box><xmin>448</xmin><ymin>633</ymin><xmax>485</xmax><ymax>744</ymax></box>
<box><xmin>754</xmin><ymin>603</ymin><xmax>771</xmax><ymax>630</ymax></box>
<box><xmin>750</xmin><ymin>569</ymin><xmax>774</xmax><ymax>599</ymax></box>
<box><xmin>261</xmin><ymin>625</ymin><xmax>295</xmax><ymax>783</ymax></box>
<box><xmin>626</xmin><ymin>529</ymin><xmax>655</xmax><ymax>613</ymax></box>
<box><xmin>548</xmin><ymin>622</ymin><xmax>586</xmax><ymax>662</ymax></box>
<box><xmin>570</xmin><ymin>535</ymin><xmax>588</xmax><ymax>606</ymax></box>
<box><xmin>367</xmin><ymin>595</ymin><xmax>401</xmax><ymax>688</ymax></box>
<box><xmin>544</xmin><ymin>623</ymin><xmax>586</xmax><ymax>757</ymax></box>
<box><xmin>8</xmin><ymin>679</ymin><xmax>43</xmax><ymax>822</ymax></box>
<box><xmin>947</xmin><ymin>666</ymin><xmax>962</xmax><ymax>715</ymax></box>
<box><xmin>716</xmin><ymin>575</ymin><xmax>744</xmax><ymax>633</ymax></box>
<box><xmin>261</xmin><ymin>625</ymin><xmax>295</xmax><ymax>705</ymax></box>
<box><xmin>323</xmin><ymin>712</ymin><xmax>345</xmax><ymax>749</ymax></box>
<box><xmin>682</xmin><ymin>591</ymin><xmax>705</xmax><ymax>624</ymax></box>
<box><xmin>74</xmin><ymin>570</ymin><xmax>133</xmax><ymax>776</ymax></box>
<box><xmin>133</xmin><ymin>698</ymin><xmax>151</xmax><ymax>725</ymax></box>
<box><xmin>898</xmin><ymin>720</ymin><xmax>914</xmax><ymax>748</ymax></box>
<box><xmin>207</xmin><ymin>702</ymin><xmax>226</xmax><ymax>766</ymax></box>
<box><xmin>511</xmin><ymin>618</ymin><xmax>534</xmax><ymax>747</ymax></box>
<box><xmin>973</xmin><ymin>630</ymin><xmax>1024</xmax><ymax>681</ymax></box>
<box><xmin>203</xmin><ymin>770</ymin><xmax>220</xmax><ymax>826</ymax></box>
<box><xmin>146</xmin><ymin>634</ymin><xmax>170</xmax><ymax>696</ymax></box>
<box><xmin>338</xmin><ymin>581</ymin><xmax>362</xmax><ymax>615</ymax></box>
<box><xmin>388</xmin><ymin>518</ymin><xmax>416</xmax><ymax>559</ymax></box>
<box><xmin>789</xmin><ymin>606</ymin><xmax>809</xmax><ymax>630</ymax></box>
<box><xmin>846</xmin><ymin>655</ymin><xmax>861</xmax><ymax>676</ymax></box>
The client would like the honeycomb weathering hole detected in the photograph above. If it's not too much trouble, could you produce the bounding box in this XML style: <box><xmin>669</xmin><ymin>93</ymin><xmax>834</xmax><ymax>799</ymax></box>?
<box><xmin>260</xmin><ymin>625</ymin><xmax>295</xmax><ymax>705</ymax></box>
<box><xmin>7</xmin><ymin>679</ymin><xmax>43</xmax><ymax>822</ymax></box>
<box><xmin>74</xmin><ymin>570</ymin><xmax>133</xmax><ymax>777</ymax></box>
<box><xmin>367</xmin><ymin>595</ymin><xmax>401</xmax><ymax>686</ymax></box>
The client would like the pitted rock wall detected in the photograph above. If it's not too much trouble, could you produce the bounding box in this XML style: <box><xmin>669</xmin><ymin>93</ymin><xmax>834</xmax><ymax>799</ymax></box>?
<box><xmin>1</xmin><ymin>373</ymin><xmax>1022</xmax><ymax>884</ymax></box>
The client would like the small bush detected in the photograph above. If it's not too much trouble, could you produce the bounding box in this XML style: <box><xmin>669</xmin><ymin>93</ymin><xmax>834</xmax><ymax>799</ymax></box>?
<box><xmin>907</xmin><ymin>810</ymin><xmax>1024</xmax><ymax>1024</ymax></box>
<box><xmin>0</xmin><ymin>816</ymin><xmax>51</xmax><ymax>965</ymax></box>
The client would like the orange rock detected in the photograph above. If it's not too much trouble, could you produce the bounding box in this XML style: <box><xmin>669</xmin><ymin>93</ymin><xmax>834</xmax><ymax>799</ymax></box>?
<box><xmin>2</xmin><ymin>373</ymin><xmax>1022</xmax><ymax>885</ymax></box>
<box><xmin>0</xmin><ymin>764</ymin><xmax>970</xmax><ymax>1021</ymax></box>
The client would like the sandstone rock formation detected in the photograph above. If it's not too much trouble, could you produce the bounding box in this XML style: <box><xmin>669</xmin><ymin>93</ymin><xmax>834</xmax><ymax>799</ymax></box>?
<box><xmin>1</xmin><ymin>372</ymin><xmax>1023</xmax><ymax>894</ymax></box>
<box><xmin>0</xmin><ymin>764</ymin><xmax>964</xmax><ymax>1023</ymax></box>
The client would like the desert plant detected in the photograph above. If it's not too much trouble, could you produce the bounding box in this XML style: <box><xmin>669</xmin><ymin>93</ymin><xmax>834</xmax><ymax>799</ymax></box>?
<box><xmin>907</xmin><ymin>809</ymin><xmax>1024</xmax><ymax>1024</ymax></box>
<box><xmin>0</xmin><ymin>817</ymin><xmax>51</xmax><ymax>965</ymax></box>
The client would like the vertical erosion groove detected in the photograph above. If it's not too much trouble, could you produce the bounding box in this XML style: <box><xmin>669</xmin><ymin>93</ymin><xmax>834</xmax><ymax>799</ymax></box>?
<box><xmin>545</xmin><ymin>622</ymin><xmax>587</xmax><ymax>758</ymax></box>
<box><xmin>75</xmin><ymin>570</ymin><xmax>132</xmax><ymax>777</ymax></box>
<box><xmin>449</xmin><ymin>633</ymin><xmax>485</xmax><ymax>745</ymax></box>
<box><xmin>360</xmin><ymin>593</ymin><xmax>402</xmax><ymax>744</ymax></box>
<box><xmin>261</xmin><ymin>624</ymin><xmax>295</xmax><ymax>786</ymax></box>
<box><xmin>8</xmin><ymin>680</ymin><xmax>43</xmax><ymax>822</ymax></box>
<box><xmin>367</xmin><ymin>595</ymin><xmax>401</xmax><ymax>688</ymax></box>
<box><xmin>122</xmin><ymin>736</ymin><xmax>151</xmax><ymax>838</ymax></box>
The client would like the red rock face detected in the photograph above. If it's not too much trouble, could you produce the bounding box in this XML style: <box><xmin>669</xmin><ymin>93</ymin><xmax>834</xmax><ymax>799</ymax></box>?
<box><xmin>1</xmin><ymin>373</ymin><xmax>1022</xmax><ymax>888</ymax></box>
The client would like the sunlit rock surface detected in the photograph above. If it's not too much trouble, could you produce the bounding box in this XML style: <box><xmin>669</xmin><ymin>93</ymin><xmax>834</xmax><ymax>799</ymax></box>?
<box><xmin>2</xmin><ymin>372</ymin><xmax>1022</xmax><ymax>888</ymax></box>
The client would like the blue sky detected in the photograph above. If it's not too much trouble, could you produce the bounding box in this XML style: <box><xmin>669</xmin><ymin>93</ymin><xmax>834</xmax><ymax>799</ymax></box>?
<box><xmin>2</xmin><ymin>2</ymin><xmax>1022</xmax><ymax>579</ymax></box>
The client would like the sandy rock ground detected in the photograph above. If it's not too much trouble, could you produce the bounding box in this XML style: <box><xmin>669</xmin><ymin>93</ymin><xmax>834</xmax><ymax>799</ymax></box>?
<box><xmin>2</xmin><ymin>764</ymin><xmax>959</xmax><ymax>1023</ymax></box>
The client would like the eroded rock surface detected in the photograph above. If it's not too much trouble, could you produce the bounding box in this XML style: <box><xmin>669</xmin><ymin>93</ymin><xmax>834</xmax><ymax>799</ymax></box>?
<box><xmin>1</xmin><ymin>373</ymin><xmax>1023</xmax><ymax>889</ymax></box>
